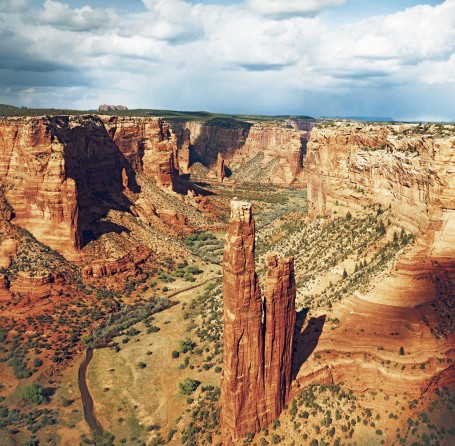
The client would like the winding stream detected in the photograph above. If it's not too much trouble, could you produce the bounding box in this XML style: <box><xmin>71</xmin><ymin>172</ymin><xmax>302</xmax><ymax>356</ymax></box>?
<box><xmin>78</xmin><ymin>348</ymin><xmax>103</xmax><ymax>434</ymax></box>
<box><xmin>77</xmin><ymin>277</ymin><xmax>218</xmax><ymax>433</ymax></box>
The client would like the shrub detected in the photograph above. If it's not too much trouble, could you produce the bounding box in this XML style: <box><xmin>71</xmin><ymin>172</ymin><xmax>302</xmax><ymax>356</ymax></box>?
<box><xmin>179</xmin><ymin>377</ymin><xmax>200</xmax><ymax>395</ymax></box>
<box><xmin>21</xmin><ymin>383</ymin><xmax>48</xmax><ymax>404</ymax></box>
<box><xmin>180</xmin><ymin>338</ymin><xmax>195</xmax><ymax>353</ymax></box>
<box><xmin>172</xmin><ymin>350</ymin><xmax>180</xmax><ymax>358</ymax></box>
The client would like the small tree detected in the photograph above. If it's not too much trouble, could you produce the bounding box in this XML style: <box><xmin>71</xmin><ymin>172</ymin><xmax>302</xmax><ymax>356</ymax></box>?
<box><xmin>342</xmin><ymin>269</ymin><xmax>348</xmax><ymax>280</ymax></box>
<box><xmin>179</xmin><ymin>377</ymin><xmax>200</xmax><ymax>395</ymax></box>
<box><xmin>21</xmin><ymin>383</ymin><xmax>48</xmax><ymax>404</ymax></box>
<box><xmin>179</xmin><ymin>338</ymin><xmax>195</xmax><ymax>353</ymax></box>
<box><xmin>399</xmin><ymin>346</ymin><xmax>405</xmax><ymax>356</ymax></box>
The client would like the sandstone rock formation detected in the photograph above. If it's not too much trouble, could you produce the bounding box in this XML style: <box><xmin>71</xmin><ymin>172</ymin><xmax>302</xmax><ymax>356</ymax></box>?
<box><xmin>97</xmin><ymin>104</ymin><xmax>128</xmax><ymax>111</ymax></box>
<box><xmin>81</xmin><ymin>245</ymin><xmax>151</xmax><ymax>279</ymax></box>
<box><xmin>264</xmin><ymin>255</ymin><xmax>296</xmax><ymax>417</ymax></box>
<box><xmin>0</xmin><ymin>115</ymin><xmax>182</xmax><ymax>258</ymax></box>
<box><xmin>299</xmin><ymin>122</ymin><xmax>455</xmax><ymax>399</ymax></box>
<box><xmin>173</xmin><ymin>119</ymin><xmax>312</xmax><ymax>184</ymax></box>
<box><xmin>305</xmin><ymin>123</ymin><xmax>454</xmax><ymax>244</ymax></box>
<box><xmin>221</xmin><ymin>199</ymin><xmax>296</xmax><ymax>444</ymax></box>
<box><xmin>216</xmin><ymin>153</ymin><xmax>226</xmax><ymax>181</ymax></box>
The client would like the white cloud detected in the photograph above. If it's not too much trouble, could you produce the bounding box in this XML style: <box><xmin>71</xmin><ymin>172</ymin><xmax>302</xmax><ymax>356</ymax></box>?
<box><xmin>1</xmin><ymin>0</ymin><xmax>454</xmax><ymax>120</ymax></box>
<box><xmin>138</xmin><ymin>0</ymin><xmax>204</xmax><ymax>42</ymax></box>
<box><xmin>246</xmin><ymin>0</ymin><xmax>345</xmax><ymax>19</ymax></box>
<box><xmin>36</xmin><ymin>0</ymin><xmax>118</xmax><ymax>31</ymax></box>
<box><xmin>0</xmin><ymin>0</ymin><xmax>27</xmax><ymax>13</ymax></box>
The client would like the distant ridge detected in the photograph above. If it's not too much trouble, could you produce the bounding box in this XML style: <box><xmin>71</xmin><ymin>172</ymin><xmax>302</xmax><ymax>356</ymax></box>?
<box><xmin>321</xmin><ymin>115</ymin><xmax>395</xmax><ymax>122</ymax></box>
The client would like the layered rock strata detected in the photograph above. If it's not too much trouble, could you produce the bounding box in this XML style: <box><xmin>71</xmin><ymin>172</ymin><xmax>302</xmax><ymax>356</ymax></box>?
<box><xmin>0</xmin><ymin>116</ymin><xmax>179</xmax><ymax>257</ymax></box>
<box><xmin>221</xmin><ymin>200</ymin><xmax>296</xmax><ymax>444</ymax></box>
<box><xmin>300</xmin><ymin>122</ymin><xmax>455</xmax><ymax>398</ymax></box>
<box><xmin>174</xmin><ymin>119</ymin><xmax>311</xmax><ymax>184</ymax></box>
<box><xmin>305</xmin><ymin>123</ymin><xmax>455</xmax><ymax>247</ymax></box>
<box><xmin>264</xmin><ymin>255</ymin><xmax>296</xmax><ymax>417</ymax></box>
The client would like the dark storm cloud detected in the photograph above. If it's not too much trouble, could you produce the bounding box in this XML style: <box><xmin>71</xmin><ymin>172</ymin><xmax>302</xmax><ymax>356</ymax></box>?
<box><xmin>0</xmin><ymin>28</ymin><xmax>75</xmax><ymax>73</ymax></box>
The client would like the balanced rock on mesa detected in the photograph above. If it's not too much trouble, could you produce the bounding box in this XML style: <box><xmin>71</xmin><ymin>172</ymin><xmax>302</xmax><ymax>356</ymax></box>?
<box><xmin>221</xmin><ymin>199</ymin><xmax>296</xmax><ymax>444</ymax></box>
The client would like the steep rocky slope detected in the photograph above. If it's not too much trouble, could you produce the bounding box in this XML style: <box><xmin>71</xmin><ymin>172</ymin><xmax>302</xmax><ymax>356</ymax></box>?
<box><xmin>299</xmin><ymin>122</ymin><xmax>455</xmax><ymax>399</ymax></box>
<box><xmin>173</xmin><ymin>118</ymin><xmax>311</xmax><ymax>184</ymax></box>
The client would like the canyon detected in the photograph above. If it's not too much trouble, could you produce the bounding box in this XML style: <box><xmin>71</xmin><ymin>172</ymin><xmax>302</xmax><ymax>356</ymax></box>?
<box><xmin>0</xmin><ymin>111</ymin><xmax>453</xmax><ymax>446</ymax></box>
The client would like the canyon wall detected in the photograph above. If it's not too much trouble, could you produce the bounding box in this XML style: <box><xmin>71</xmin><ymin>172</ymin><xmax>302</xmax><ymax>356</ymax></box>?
<box><xmin>174</xmin><ymin>118</ymin><xmax>312</xmax><ymax>184</ymax></box>
<box><xmin>300</xmin><ymin>122</ymin><xmax>455</xmax><ymax>398</ymax></box>
<box><xmin>0</xmin><ymin>114</ymin><xmax>312</xmax><ymax>259</ymax></box>
<box><xmin>0</xmin><ymin>116</ymin><xmax>178</xmax><ymax>258</ymax></box>
<box><xmin>221</xmin><ymin>199</ymin><xmax>296</xmax><ymax>444</ymax></box>
<box><xmin>305</xmin><ymin>123</ymin><xmax>455</xmax><ymax>256</ymax></box>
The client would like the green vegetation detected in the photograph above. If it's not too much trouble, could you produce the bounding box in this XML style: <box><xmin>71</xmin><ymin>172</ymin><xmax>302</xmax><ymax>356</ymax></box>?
<box><xmin>179</xmin><ymin>377</ymin><xmax>201</xmax><ymax>395</ymax></box>
<box><xmin>0</xmin><ymin>103</ymin><xmax>314</xmax><ymax>123</ymax></box>
<box><xmin>184</xmin><ymin>232</ymin><xmax>224</xmax><ymax>264</ymax></box>
<box><xmin>256</xmin><ymin>204</ymin><xmax>413</xmax><ymax>309</ymax></box>
<box><xmin>20</xmin><ymin>383</ymin><xmax>48</xmax><ymax>405</ymax></box>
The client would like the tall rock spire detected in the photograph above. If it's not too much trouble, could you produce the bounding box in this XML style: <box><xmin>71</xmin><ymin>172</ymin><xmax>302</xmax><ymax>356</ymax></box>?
<box><xmin>221</xmin><ymin>199</ymin><xmax>267</xmax><ymax>443</ymax></box>
<box><xmin>264</xmin><ymin>255</ymin><xmax>297</xmax><ymax>418</ymax></box>
<box><xmin>221</xmin><ymin>199</ymin><xmax>297</xmax><ymax>444</ymax></box>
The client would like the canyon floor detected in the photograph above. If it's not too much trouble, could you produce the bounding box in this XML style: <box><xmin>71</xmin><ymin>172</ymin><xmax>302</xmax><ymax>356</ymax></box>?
<box><xmin>0</xmin><ymin>116</ymin><xmax>454</xmax><ymax>446</ymax></box>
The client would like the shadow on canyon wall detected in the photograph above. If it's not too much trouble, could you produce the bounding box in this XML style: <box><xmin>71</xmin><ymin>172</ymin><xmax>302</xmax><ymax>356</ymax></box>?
<box><xmin>187</xmin><ymin>118</ymin><xmax>253</xmax><ymax>168</ymax></box>
<box><xmin>292</xmin><ymin>310</ymin><xmax>326</xmax><ymax>380</ymax></box>
<box><xmin>52</xmin><ymin>116</ymin><xmax>138</xmax><ymax>248</ymax></box>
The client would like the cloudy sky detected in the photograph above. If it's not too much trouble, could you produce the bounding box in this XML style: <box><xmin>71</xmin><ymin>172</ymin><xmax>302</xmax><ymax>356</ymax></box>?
<box><xmin>0</xmin><ymin>0</ymin><xmax>454</xmax><ymax>120</ymax></box>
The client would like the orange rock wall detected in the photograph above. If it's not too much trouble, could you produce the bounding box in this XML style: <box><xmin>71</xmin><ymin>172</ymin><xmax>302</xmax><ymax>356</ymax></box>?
<box><xmin>0</xmin><ymin>116</ymin><xmax>179</xmax><ymax>258</ymax></box>
<box><xmin>305</xmin><ymin>124</ymin><xmax>455</xmax><ymax>254</ymax></box>
<box><xmin>176</xmin><ymin>119</ymin><xmax>311</xmax><ymax>184</ymax></box>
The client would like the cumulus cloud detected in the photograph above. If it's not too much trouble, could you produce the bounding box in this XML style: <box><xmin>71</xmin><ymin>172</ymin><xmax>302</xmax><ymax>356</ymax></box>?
<box><xmin>36</xmin><ymin>0</ymin><xmax>118</xmax><ymax>31</ymax></box>
<box><xmin>246</xmin><ymin>0</ymin><xmax>345</xmax><ymax>19</ymax></box>
<box><xmin>138</xmin><ymin>0</ymin><xmax>204</xmax><ymax>42</ymax></box>
<box><xmin>0</xmin><ymin>0</ymin><xmax>27</xmax><ymax>13</ymax></box>
<box><xmin>0</xmin><ymin>0</ymin><xmax>454</xmax><ymax>120</ymax></box>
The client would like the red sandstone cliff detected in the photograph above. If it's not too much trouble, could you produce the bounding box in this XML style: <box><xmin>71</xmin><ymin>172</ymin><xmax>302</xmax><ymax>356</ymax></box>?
<box><xmin>0</xmin><ymin>115</ymin><xmax>182</xmax><ymax>258</ymax></box>
<box><xmin>305</xmin><ymin>123</ymin><xmax>454</xmax><ymax>254</ymax></box>
<box><xmin>221</xmin><ymin>200</ymin><xmax>267</xmax><ymax>442</ymax></box>
<box><xmin>221</xmin><ymin>199</ymin><xmax>296</xmax><ymax>444</ymax></box>
<box><xmin>175</xmin><ymin>119</ymin><xmax>311</xmax><ymax>184</ymax></box>
<box><xmin>300</xmin><ymin>122</ymin><xmax>455</xmax><ymax>397</ymax></box>
<box><xmin>102</xmin><ymin>116</ymin><xmax>178</xmax><ymax>188</ymax></box>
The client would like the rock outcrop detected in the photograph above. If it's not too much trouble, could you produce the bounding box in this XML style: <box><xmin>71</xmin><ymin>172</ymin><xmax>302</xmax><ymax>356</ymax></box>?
<box><xmin>305</xmin><ymin>123</ymin><xmax>455</xmax><ymax>249</ymax></box>
<box><xmin>97</xmin><ymin>105</ymin><xmax>128</xmax><ymax>111</ymax></box>
<box><xmin>300</xmin><ymin>122</ymin><xmax>455</xmax><ymax>399</ymax></box>
<box><xmin>81</xmin><ymin>245</ymin><xmax>151</xmax><ymax>279</ymax></box>
<box><xmin>174</xmin><ymin>119</ymin><xmax>312</xmax><ymax>184</ymax></box>
<box><xmin>216</xmin><ymin>153</ymin><xmax>226</xmax><ymax>181</ymax></box>
<box><xmin>264</xmin><ymin>255</ymin><xmax>296</xmax><ymax>417</ymax></box>
<box><xmin>221</xmin><ymin>199</ymin><xmax>296</xmax><ymax>444</ymax></box>
<box><xmin>0</xmin><ymin>115</ymin><xmax>182</xmax><ymax>258</ymax></box>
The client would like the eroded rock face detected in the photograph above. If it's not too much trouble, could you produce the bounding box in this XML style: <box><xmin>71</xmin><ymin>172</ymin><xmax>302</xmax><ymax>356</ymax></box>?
<box><xmin>175</xmin><ymin>119</ymin><xmax>311</xmax><ymax>184</ymax></box>
<box><xmin>81</xmin><ymin>245</ymin><xmax>151</xmax><ymax>279</ymax></box>
<box><xmin>305</xmin><ymin>123</ymin><xmax>455</xmax><ymax>247</ymax></box>
<box><xmin>264</xmin><ymin>255</ymin><xmax>296</xmax><ymax>418</ymax></box>
<box><xmin>102</xmin><ymin>116</ymin><xmax>178</xmax><ymax>188</ymax></box>
<box><xmin>221</xmin><ymin>200</ymin><xmax>267</xmax><ymax>442</ymax></box>
<box><xmin>221</xmin><ymin>200</ymin><xmax>296</xmax><ymax>444</ymax></box>
<box><xmin>0</xmin><ymin>116</ymin><xmax>182</xmax><ymax>258</ymax></box>
<box><xmin>216</xmin><ymin>153</ymin><xmax>226</xmax><ymax>181</ymax></box>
